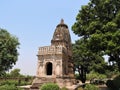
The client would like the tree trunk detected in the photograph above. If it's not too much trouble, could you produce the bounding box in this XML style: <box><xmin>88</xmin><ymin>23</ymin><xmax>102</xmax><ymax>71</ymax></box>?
<box><xmin>78</xmin><ymin>66</ymin><xmax>86</xmax><ymax>83</ymax></box>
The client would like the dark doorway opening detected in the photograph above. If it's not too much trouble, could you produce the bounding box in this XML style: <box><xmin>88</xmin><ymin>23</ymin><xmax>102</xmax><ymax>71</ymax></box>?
<box><xmin>46</xmin><ymin>62</ymin><xmax>52</xmax><ymax>75</ymax></box>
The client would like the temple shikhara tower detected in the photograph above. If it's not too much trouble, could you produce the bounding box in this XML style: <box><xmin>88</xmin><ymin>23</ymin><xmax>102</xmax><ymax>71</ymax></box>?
<box><xmin>31</xmin><ymin>19</ymin><xmax>77</xmax><ymax>89</ymax></box>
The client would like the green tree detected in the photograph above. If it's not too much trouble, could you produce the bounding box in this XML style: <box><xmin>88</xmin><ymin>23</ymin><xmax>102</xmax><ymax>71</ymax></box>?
<box><xmin>10</xmin><ymin>68</ymin><xmax>20</xmax><ymax>77</ymax></box>
<box><xmin>0</xmin><ymin>29</ymin><xmax>20</xmax><ymax>76</ymax></box>
<box><xmin>72</xmin><ymin>0</ymin><xmax>120</xmax><ymax>71</ymax></box>
<box><xmin>72</xmin><ymin>39</ymin><xmax>107</xmax><ymax>83</ymax></box>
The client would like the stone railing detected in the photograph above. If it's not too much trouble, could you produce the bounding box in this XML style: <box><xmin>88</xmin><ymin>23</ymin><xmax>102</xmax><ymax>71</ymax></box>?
<box><xmin>38</xmin><ymin>46</ymin><xmax>66</xmax><ymax>55</ymax></box>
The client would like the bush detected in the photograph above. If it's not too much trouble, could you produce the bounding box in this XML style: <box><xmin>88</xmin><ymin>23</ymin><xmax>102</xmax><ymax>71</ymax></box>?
<box><xmin>84</xmin><ymin>84</ymin><xmax>99</xmax><ymax>90</ymax></box>
<box><xmin>0</xmin><ymin>79</ymin><xmax>31</xmax><ymax>86</ymax></box>
<box><xmin>86</xmin><ymin>72</ymin><xmax>106</xmax><ymax>80</ymax></box>
<box><xmin>0</xmin><ymin>80</ymin><xmax>28</xmax><ymax>90</ymax></box>
<box><xmin>40</xmin><ymin>83</ymin><xmax>60</xmax><ymax>90</ymax></box>
<box><xmin>0</xmin><ymin>84</ymin><xmax>22</xmax><ymax>90</ymax></box>
<box><xmin>113</xmin><ymin>75</ymin><xmax>120</xmax><ymax>89</ymax></box>
<box><xmin>0</xmin><ymin>80</ymin><xmax>18</xmax><ymax>86</ymax></box>
<box><xmin>105</xmin><ymin>70</ymin><xmax>119</xmax><ymax>78</ymax></box>
<box><xmin>106</xmin><ymin>75</ymin><xmax>120</xmax><ymax>90</ymax></box>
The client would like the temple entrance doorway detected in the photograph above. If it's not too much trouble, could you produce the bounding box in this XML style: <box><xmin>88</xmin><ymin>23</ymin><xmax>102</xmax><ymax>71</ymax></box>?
<box><xmin>46</xmin><ymin>62</ymin><xmax>52</xmax><ymax>75</ymax></box>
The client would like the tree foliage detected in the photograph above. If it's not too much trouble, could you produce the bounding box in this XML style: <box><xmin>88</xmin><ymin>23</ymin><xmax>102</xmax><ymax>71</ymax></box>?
<box><xmin>72</xmin><ymin>39</ymin><xmax>107</xmax><ymax>83</ymax></box>
<box><xmin>10</xmin><ymin>68</ymin><xmax>20</xmax><ymax>77</ymax></box>
<box><xmin>72</xmin><ymin>0</ymin><xmax>120</xmax><ymax>71</ymax></box>
<box><xmin>0</xmin><ymin>29</ymin><xmax>20</xmax><ymax>75</ymax></box>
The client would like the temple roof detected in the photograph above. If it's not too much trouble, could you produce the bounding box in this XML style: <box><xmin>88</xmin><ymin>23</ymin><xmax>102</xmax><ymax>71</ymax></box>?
<box><xmin>56</xmin><ymin>19</ymin><xmax>68</xmax><ymax>28</ymax></box>
<box><xmin>51</xmin><ymin>19</ymin><xmax>71</xmax><ymax>44</ymax></box>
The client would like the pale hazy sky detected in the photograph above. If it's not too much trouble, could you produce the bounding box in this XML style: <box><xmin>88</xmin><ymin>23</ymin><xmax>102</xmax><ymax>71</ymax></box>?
<box><xmin>0</xmin><ymin>0</ymin><xmax>89</xmax><ymax>75</ymax></box>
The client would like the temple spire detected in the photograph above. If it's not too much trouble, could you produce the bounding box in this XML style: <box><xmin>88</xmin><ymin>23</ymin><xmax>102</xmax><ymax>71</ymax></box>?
<box><xmin>56</xmin><ymin>19</ymin><xmax>68</xmax><ymax>28</ymax></box>
<box><xmin>60</xmin><ymin>19</ymin><xmax>64</xmax><ymax>24</ymax></box>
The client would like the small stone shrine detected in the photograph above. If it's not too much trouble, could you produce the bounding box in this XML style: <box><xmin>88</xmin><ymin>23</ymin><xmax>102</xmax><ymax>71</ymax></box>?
<box><xmin>31</xmin><ymin>19</ymin><xmax>77</xmax><ymax>89</ymax></box>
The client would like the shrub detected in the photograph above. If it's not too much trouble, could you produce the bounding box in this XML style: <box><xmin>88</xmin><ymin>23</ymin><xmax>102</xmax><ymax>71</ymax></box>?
<box><xmin>84</xmin><ymin>84</ymin><xmax>99</xmax><ymax>90</ymax></box>
<box><xmin>0</xmin><ymin>84</ymin><xmax>22</xmax><ymax>90</ymax></box>
<box><xmin>86</xmin><ymin>72</ymin><xmax>106</xmax><ymax>80</ymax></box>
<box><xmin>0</xmin><ymin>79</ymin><xmax>32</xmax><ymax>86</ymax></box>
<box><xmin>0</xmin><ymin>80</ymin><xmax>27</xmax><ymax>90</ymax></box>
<box><xmin>0</xmin><ymin>80</ymin><xmax>18</xmax><ymax>86</ymax></box>
<box><xmin>105</xmin><ymin>70</ymin><xmax>119</xmax><ymax>78</ymax></box>
<box><xmin>40</xmin><ymin>83</ymin><xmax>60</xmax><ymax>90</ymax></box>
<box><xmin>113</xmin><ymin>75</ymin><xmax>120</xmax><ymax>89</ymax></box>
<box><xmin>106</xmin><ymin>75</ymin><xmax>120</xmax><ymax>90</ymax></box>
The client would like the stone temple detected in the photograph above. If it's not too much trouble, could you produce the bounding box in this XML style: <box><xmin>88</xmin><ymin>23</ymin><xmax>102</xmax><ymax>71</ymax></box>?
<box><xmin>31</xmin><ymin>19</ymin><xmax>77</xmax><ymax>89</ymax></box>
